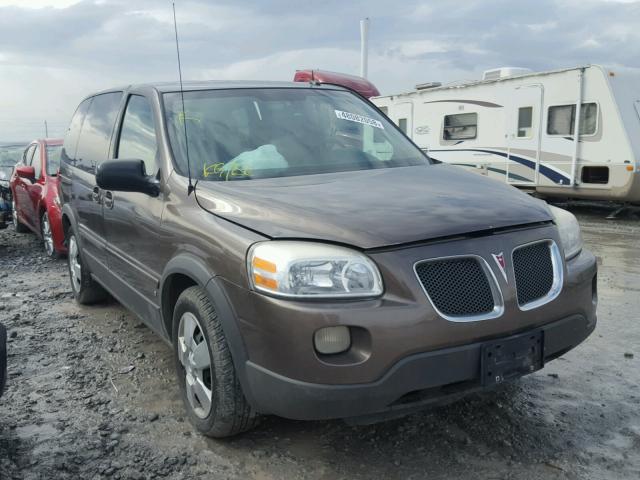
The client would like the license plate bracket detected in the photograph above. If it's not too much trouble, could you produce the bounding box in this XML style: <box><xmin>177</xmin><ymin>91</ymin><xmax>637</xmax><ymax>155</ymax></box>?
<box><xmin>481</xmin><ymin>330</ymin><xmax>543</xmax><ymax>386</ymax></box>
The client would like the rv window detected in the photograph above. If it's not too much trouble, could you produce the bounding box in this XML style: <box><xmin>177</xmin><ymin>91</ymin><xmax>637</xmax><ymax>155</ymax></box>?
<box><xmin>443</xmin><ymin>113</ymin><xmax>477</xmax><ymax>140</ymax></box>
<box><xmin>580</xmin><ymin>103</ymin><xmax>598</xmax><ymax>135</ymax></box>
<box><xmin>547</xmin><ymin>103</ymin><xmax>598</xmax><ymax>136</ymax></box>
<box><xmin>398</xmin><ymin>118</ymin><xmax>407</xmax><ymax>134</ymax></box>
<box><xmin>517</xmin><ymin>107</ymin><xmax>533</xmax><ymax>138</ymax></box>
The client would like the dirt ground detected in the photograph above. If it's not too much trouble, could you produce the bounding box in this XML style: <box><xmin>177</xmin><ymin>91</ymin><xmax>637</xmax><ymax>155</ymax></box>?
<box><xmin>0</xmin><ymin>205</ymin><xmax>638</xmax><ymax>480</ymax></box>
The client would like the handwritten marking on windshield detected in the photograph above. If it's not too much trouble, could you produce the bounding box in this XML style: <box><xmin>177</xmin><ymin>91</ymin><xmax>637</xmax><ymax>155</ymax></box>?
<box><xmin>203</xmin><ymin>163</ymin><xmax>251</xmax><ymax>181</ymax></box>
<box><xmin>178</xmin><ymin>112</ymin><xmax>201</xmax><ymax>123</ymax></box>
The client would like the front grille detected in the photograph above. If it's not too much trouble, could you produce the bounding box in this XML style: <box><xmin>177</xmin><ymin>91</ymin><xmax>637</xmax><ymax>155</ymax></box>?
<box><xmin>513</xmin><ymin>241</ymin><xmax>555</xmax><ymax>306</ymax></box>
<box><xmin>415</xmin><ymin>257</ymin><xmax>495</xmax><ymax>318</ymax></box>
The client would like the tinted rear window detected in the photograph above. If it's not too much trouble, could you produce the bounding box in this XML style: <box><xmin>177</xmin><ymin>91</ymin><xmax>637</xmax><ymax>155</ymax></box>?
<box><xmin>62</xmin><ymin>98</ymin><xmax>92</xmax><ymax>167</ymax></box>
<box><xmin>73</xmin><ymin>92</ymin><xmax>123</xmax><ymax>173</ymax></box>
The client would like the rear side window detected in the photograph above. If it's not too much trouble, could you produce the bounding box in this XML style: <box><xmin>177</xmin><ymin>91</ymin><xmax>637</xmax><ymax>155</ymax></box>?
<box><xmin>116</xmin><ymin>95</ymin><xmax>158</xmax><ymax>175</ymax></box>
<box><xmin>31</xmin><ymin>144</ymin><xmax>42</xmax><ymax>179</ymax></box>
<box><xmin>443</xmin><ymin>113</ymin><xmax>477</xmax><ymax>140</ymax></box>
<box><xmin>547</xmin><ymin>102</ymin><xmax>598</xmax><ymax>136</ymax></box>
<box><xmin>74</xmin><ymin>92</ymin><xmax>123</xmax><ymax>173</ymax></box>
<box><xmin>62</xmin><ymin>98</ymin><xmax>92</xmax><ymax>167</ymax></box>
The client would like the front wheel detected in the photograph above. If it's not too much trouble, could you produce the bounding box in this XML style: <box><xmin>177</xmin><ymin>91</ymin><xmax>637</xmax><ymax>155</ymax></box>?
<box><xmin>173</xmin><ymin>286</ymin><xmax>259</xmax><ymax>438</ymax></box>
<box><xmin>12</xmin><ymin>200</ymin><xmax>29</xmax><ymax>233</ymax></box>
<box><xmin>67</xmin><ymin>232</ymin><xmax>107</xmax><ymax>304</ymax></box>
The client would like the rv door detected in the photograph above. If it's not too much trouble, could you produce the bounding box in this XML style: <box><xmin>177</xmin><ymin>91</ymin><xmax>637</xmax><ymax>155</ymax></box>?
<box><xmin>506</xmin><ymin>85</ymin><xmax>543</xmax><ymax>186</ymax></box>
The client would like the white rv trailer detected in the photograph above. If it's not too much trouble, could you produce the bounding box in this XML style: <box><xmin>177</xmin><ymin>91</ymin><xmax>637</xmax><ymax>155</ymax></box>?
<box><xmin>373</xmin><ymin>65</ymin><xmax>640</xmax><ymax>203</ymax></box>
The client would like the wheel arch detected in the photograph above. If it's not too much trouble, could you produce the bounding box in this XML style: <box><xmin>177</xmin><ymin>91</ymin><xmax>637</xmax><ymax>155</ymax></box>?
<box><xmin>60</xmin><ymin>204</ymin><xmax>76</xmax><ymax>240</ymax></box>
<box><xmin>159</xmin><ymin>254</ymin><xmax>253</xmax><ymax>403</ymax></box>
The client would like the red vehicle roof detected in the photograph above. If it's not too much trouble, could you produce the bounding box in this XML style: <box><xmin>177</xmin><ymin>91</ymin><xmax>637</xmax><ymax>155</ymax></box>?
<box><xmin>293</xmin><ymin>70</ymin><xmax>380</xmax><ymax>98</ymax></box>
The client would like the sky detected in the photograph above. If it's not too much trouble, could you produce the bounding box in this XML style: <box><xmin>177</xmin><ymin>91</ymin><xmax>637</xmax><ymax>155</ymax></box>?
<box><xmin>0</xmin><ymin>0</ymin><xmax>639</xmax><ymax>140</ymax></box>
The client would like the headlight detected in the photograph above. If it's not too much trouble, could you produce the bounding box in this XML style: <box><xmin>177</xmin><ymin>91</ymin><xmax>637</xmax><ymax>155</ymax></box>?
<box><xmin>549</xmin><ymin>205</ymin><xmax>583</xmax><ymax>260</ymax></box>
<box><xmin>248</xmin><ymin>241</ymin><xmax>383</xmax><ymax>298</ymax></box>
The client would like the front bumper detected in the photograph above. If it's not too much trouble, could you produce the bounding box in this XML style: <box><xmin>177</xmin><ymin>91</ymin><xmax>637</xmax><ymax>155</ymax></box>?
<box><xmin>244</xmin><ymin>313</ymin><xmax>595</xmax><ymax>420</ymax></box>
<box><xmin>221</xmin><ymin>225</ymin><xmax>598</xmax><ymax>420</ymax></box>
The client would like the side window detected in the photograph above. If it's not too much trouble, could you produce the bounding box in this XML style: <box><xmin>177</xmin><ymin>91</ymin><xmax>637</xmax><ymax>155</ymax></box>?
<box><xmin>398</xmin><ymin>118</ymin><xmax>408</xmax><ymax>134</ymax></box>
<box><xmin>62</xmin><ymin>98</ymin><xmax>92</xmax><ymax>167</ymax></box>
<box><xmin>75</xmin><ymin>92</ymin><xmax>123</xmax><ymax>173</ymax></box>
<box><xmin>31</xmin><ymin>144</ymin><xmax>42</xmax><ymax>179</ymax></box>
<box><xmin>547</xmin><ymin>105</ymin><xmax>573</xmax><ymax>135</ymax></box>
<box><xmin>547</xmin><ymin>102</ymin><xmax>598</xmax><ymax>136</ymax></box>
<box><xmin>517</xmin><ymin>107</ymin><xmax>533</xmax><ymax>138</ymax></box>
<box><xmin>117</xmin><ymin>95</ymin><xmax>158</xmax><ymax>175</ymax></box>
<box><xmin>580</xmin><ymin>103</ymin><xmax>598</xmax><ymax>135</ymax></box>
<box><xmin>443</xmin><ymin>113</ymin><xmax>477</xmax><ymax>140</ymax></box>
<box><xmin>46</xmin><ymin>145</ymin><xmax>62</xmax><ymax>176</ymax></box>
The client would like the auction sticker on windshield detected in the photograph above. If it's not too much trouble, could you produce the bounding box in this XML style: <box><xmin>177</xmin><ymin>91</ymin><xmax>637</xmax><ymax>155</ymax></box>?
<box><xmin>335</xmin><ymin>110</ymin><xmax>384</xmax><ymax>129</ymax></box>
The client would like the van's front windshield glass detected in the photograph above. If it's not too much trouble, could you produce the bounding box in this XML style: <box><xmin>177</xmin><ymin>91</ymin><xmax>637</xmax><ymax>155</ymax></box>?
<box><xmin>163</xmin><ymin>88</ymin><xmax>428</xmax><ymax>181</ymax></box>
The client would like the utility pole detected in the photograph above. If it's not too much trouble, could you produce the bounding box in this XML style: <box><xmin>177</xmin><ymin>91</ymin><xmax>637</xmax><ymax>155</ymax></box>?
<box><xmin>44</xmin><ymin>120</ymin><xmax>49</xmax><ymax>138</ymax></box>
<box><xmin>360</xmin><ymin>18</ymin><xmax>370</xmax><ymax>79</ymax></box>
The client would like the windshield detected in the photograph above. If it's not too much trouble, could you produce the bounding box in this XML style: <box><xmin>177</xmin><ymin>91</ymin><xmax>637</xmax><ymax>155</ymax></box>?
<box><xmin>163</xmin><ymin>88</ymin><xmax>428</xmax><ymax>181</ymax></box>
<box><xmin>0</xmin><ymin>145</ymin><xmax>24</xmax><ymax>167</ymax></box>
<box><xmin>46</xmin><ymin>144</ymin><xmax>62</xmax><ymax>176</ymax></box>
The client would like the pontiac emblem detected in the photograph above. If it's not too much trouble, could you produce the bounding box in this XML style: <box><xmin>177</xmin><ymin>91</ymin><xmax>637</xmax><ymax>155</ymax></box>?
<box><xmin>492</xmin><ymin>252</ymin><xmax>508</xmax><ymax>282</ymax></box>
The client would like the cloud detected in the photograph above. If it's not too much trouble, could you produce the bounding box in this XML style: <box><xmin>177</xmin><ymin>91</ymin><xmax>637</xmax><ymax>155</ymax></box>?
<box><xmin>0</xmin><ymin>0</ymin><xmax>639</xmax><ymax>139</ymax></box>
<box><xmin>0</xmin><ymin>0</ymin><xmax>81</xmax><ymax>8</ymax></box>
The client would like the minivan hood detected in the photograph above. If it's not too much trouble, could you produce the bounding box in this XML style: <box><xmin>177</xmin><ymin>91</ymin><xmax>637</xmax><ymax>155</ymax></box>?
<box><xmin>195</xmin><ymin>165</ymin><xmax>552</xmax><ymax>249</ymax></box>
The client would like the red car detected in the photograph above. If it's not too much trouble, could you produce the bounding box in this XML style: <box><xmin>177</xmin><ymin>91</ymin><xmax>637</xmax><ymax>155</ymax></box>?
<box><xmin>11</xmin><ymin>139</ymin><xmax>66</xmax><ymax>257</ymax></box>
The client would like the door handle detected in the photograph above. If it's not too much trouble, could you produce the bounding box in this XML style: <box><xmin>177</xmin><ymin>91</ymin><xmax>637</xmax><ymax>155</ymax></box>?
<box><xmin>92</xmin><ymin>186</ymin><xmax>101</xmax><ymax>204</ymax></box>
<box><xmin>103</xmin><ymin>191</ymin><xmax>114</xmax><ymax>210</ymax></box>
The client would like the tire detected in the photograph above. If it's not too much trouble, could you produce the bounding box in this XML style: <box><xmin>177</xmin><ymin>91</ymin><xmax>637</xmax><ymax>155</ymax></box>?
<box><xmin>12</xmin><ymin>200</ymin><xmax>29</xmax><ymax>233</ymax></box>
<box><xmin>173</xmin><ymin>286</ymin><xmax>259</xmax><ymax>438</ymax></box>
<box><xmin>41</xmin><ymin>211</ymin><xmax>60</xmax><ymax>258</ymax></box>
<box><xmin>67</xmin><ymin>231</ymin><xmax>107</xmax><ymax>305</ymax></box>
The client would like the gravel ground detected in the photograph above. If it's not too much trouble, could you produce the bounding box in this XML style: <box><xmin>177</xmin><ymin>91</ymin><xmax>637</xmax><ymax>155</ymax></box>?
<box><xmin>0</xmin><ymin>206</ymin><xmax>639</xmax><ymax>480</ymax></box>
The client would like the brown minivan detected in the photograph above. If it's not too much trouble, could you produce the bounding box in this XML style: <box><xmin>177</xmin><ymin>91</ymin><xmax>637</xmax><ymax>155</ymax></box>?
<box><xmin>59</xmin><ymin>81</ymin><xmax>597</xmax><ymax>437</ymax></box>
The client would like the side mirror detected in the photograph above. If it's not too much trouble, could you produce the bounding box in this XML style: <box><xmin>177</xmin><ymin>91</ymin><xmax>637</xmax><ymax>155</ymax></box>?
<box><xmin>16</xmin><ymin>165</ymin><xmax>35</xmax><ymax>180</ymax></box>
<box><xmin>96</xmin><ymin>159</ymin><xmax>159</xmax><ymax>197</ymax></box>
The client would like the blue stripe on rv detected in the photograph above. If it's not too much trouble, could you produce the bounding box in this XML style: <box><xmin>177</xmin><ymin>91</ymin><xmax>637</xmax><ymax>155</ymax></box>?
<box><xmin>427</xmin><ymin>149</ymin><xmax>571</xmax><ymax>184</ymax></box>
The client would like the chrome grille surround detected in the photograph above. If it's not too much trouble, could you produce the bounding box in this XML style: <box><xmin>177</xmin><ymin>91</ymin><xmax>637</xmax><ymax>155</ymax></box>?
<box><xmin>413</xmin><ymin>255</ymin><xmax>504</xmax><ymax>322</ymax></box>
<box><xmin>512</xmin><ymin>239</ymin><xmax>563</xmax><ymax>311</ymax></box>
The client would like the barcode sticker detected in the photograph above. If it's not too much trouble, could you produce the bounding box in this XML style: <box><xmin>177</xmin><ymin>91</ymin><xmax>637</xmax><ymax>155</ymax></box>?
<box><xmin>334</xmin><ymin>110</ymin><xmax>384</xmax><ymax>129</ymax></box>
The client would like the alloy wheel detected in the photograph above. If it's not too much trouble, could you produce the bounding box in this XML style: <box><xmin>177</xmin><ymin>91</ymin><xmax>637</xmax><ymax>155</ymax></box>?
<box><xmin>177</xmin><ymin>312</ymin><xmax>213</xmax><ymax>419</ymax></box>
<box><xmin>42</xmin><ymin>213</ymin><xmax>54</xmax><ymax>256</ymax></box>
<box><xmin>68</xmin><ymin>235</ymin><xmax>82</xmax><ymax>292</ymax></box>
<box><xmin>12</xmin><ymin>201</ymin><xmax>18</xmax><ymax>229</ymax></box>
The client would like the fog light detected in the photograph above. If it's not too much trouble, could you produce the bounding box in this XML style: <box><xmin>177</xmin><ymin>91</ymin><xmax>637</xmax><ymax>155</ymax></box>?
<box><xmin>314</xmin><ymin>326</ymin><xmax>351</xmax><ymax>355</ymax></box>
